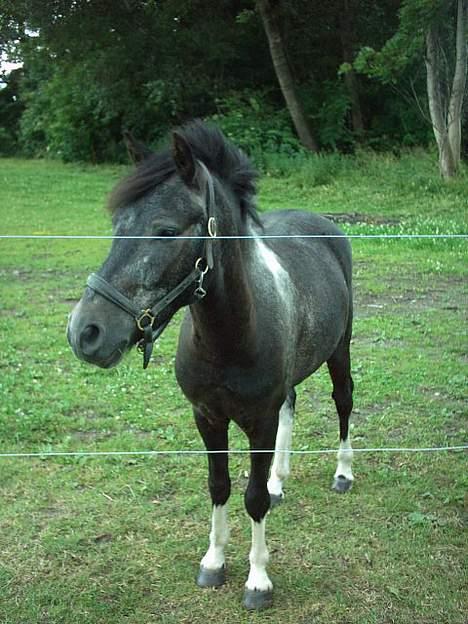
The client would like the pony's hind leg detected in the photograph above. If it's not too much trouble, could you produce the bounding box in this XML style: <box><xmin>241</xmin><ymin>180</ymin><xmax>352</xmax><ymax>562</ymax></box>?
<box><xmin>327</xmin><ymin>337</ymin><xmax>354</xmax><ymax>493</ymax></box>
<box><xmin>194</xmin><ymin>409</ymin><xmax>231</xmax><ymax>588</ymax></box>
<box><xmin>267</xmin><ymin>389</ymin><xmax>296</xmax><ymax>507</ymax></box>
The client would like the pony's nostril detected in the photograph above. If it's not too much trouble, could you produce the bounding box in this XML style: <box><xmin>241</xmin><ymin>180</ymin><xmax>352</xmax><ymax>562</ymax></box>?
<box><xmin>83</xmin><ymin>324</ymin><xmax>100</xmax><ymax>344</ymax></box>
<box><xmin>80</xmin><ymin>324</ymin><xmax>103</xmax><ymax>354</ymax></box>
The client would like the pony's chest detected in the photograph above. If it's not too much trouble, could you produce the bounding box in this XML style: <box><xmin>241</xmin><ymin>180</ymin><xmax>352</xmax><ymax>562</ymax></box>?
<box><xmin>175</xmin><ymin>354</ymin><xmax>283</xmax><ymax>420</ymax></box>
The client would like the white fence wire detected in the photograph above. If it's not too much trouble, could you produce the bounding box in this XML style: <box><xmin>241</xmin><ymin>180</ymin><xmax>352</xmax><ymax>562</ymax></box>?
<box><xmin>0</xmin><ymin>233</ymin><xmax>467</xmax><ymax>240</ymax></box>
<box><xmin>0</xmin><ymin>446</ymin><xmax>466</xmax><ymax>459</ymax></box>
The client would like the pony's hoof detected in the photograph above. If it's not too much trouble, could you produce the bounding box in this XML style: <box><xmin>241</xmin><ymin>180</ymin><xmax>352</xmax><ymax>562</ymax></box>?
<box><xmin>269</xmin><ymin>493</ymin><xmax>284</xmax><ymax>509</ymax></box>
<box><xmin>332</xmin><ymin>475</ymin><xmax>353</xmax><ymax>493</ymax></box>
<box><xmin>197</xmin><ymin>565</ymin><xmax>226</xmax><ymax>588</ymax></box>
<box><xmin>243</xmin><ymin>588</ymin><xmax>273</xmax><ymax>610</ymax></box>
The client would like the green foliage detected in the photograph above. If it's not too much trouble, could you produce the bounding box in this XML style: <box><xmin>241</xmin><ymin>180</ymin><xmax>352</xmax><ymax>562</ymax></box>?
<box><xmin>0</xmin><ymin>68</ymin><xmax>24</xmax><ymax>155</ymax></box>
<box><xmin>209</xmin><ymin>90</ymin><xmax>303</xmax><ymax>163</ymax></box>
<box><xmin>2</xmin><ymin>0</ymin><xmax>273</xmax><ymax>161</ymax></box>
<box><xmin>259</xmin><ymin>150</ymin><xmax>351</xmax><ymax>187</ymax></box>
<box><xmin>0</xmin><ymin>0</ymin><xmax>457</xmax><ymax>162</ymax></box>
<box><xmin>363</xmin><ymin>82</ymin><xmax>433</xmax><ymax>151</ymax></box>
<box><xmin>315</xmin><ymin>80</ymin><xmax>353</xmax><ymax>150</ymax></box>
<box><xmin>19</xmin><ymin>62</ymin><xmax>124</xmax><ymax>162</ymax></box>
<box><xmin>354</xmin><ymin>0</ymin><xmax>452</xmax><ymax>83</ymax></box>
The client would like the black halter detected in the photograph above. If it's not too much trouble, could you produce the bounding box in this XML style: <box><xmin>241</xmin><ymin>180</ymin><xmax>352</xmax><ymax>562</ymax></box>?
<box><xmin>86</xmin><ymin>161</ymin><xmax>217</xmax><ymax>369</ymax></box>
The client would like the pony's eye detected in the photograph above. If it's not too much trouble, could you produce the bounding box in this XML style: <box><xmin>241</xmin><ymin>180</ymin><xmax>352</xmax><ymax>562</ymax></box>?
<box><xmin>153</xmin><ymin>227</ymin><xmax>179</xmax><ymax>238</ymax></box>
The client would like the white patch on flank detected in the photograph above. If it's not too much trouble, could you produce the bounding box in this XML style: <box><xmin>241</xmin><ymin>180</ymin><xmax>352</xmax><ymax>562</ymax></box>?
<box><xmin>253</xmin><ymin>234</ymin><xmax>292</xmax><ymax>301</ymax></box>
<box><xmin>254</xmin><ymin>237</ymin><xmax>289</xmax><ymax>289</ymax></box>
<box><xmin>246</xmin><ymin>518</ymin><xmax>273</xmax><ymax>592</ymax></box>
<box><xmin>256</xmin><ymin>237</ymin><xmax>282</xmax><ymax>274</ymax></box>
<box><xmin>334</xmin><ymin>436</ymin><xmax>354</xmax><ymax>481</ymax></box>
<box><xmin>200</xmin><ymin>504</ymin><xmax>229</xmax><ymax>570</ymax></box>
<box><xmin>268</xmin><ymin>399</ymin><xmax>294</xmax><ymax>498</ymax></box>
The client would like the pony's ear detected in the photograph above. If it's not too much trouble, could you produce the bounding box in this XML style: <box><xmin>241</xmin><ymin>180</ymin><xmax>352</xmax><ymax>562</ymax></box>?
<box><xmin>123</xmin><ymin>131</ymin><xmax>153</xmax><ymax>165</ymax></box>
<box><xmin>172</xmin><ymin>131</ymin><xmax>197</xmax><ymax>187</ymax></box>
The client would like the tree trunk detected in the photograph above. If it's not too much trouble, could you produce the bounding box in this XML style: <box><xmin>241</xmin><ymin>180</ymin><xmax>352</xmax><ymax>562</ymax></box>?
<box><xmin>339</xmin><ymin>0</ymin><xmax>364</xmax><ymax>134</ymax></box>
<box><xmin>447</xmin><ymin>0</ymin><xmax>467</xmax><ymax>172</ymax></box>
<box><xmin>425</xmin><ymin>0</ymin><xmax>467</xmax><ymax>178</ymax></box>
<box><xmin>426</xmin><ymin>25</ymin><xmax>455</xmax><ymax>177</ymax></box>
<box><xmin>256</xmin><ymin>0</ymin><xmax>318</xmax><ymax>152</ymax></box>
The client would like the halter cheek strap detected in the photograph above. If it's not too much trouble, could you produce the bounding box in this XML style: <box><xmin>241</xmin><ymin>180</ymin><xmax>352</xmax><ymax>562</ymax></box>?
<box><xmin>86</xmin><ymin>161</ymin><xmax>217</xmax><ymax>369</ymax></box>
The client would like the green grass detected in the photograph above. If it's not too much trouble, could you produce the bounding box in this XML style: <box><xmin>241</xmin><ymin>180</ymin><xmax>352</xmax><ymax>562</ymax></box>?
<box><xmin>0</xmin><ymin>153</ymin><xmax>467</xmax><ymax>623</ymax></box>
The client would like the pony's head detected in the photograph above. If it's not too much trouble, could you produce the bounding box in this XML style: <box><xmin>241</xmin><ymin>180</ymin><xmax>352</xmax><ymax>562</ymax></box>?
<box><xmin>67</xmin><ymin>121</ymin><xmax>257</xmax><ymax>368</ymax></box>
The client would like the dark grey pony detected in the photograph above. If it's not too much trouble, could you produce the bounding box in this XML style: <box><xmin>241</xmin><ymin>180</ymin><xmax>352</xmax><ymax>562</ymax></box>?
<box><xmin>67</xmin><ymin>121</ymin><xmax>354</xmax><ymax>610</ymax></box>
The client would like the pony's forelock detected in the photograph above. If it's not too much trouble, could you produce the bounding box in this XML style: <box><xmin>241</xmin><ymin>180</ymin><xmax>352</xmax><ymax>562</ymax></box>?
<box><xmin>108</xmin><ymin>120</ymin><xmax>260</xmax><ymax>225</ymax></box>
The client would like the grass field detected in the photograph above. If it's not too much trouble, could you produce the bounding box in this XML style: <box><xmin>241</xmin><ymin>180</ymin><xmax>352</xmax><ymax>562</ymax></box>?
<box><xmin>0</xmin><ymin>152</ymin><xmax>467</xmax><ymax>623</ymax></box>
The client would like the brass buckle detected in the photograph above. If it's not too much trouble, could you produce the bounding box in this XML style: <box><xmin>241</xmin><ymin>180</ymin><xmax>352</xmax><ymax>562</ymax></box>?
<box><xmin>136</xmin><ymin>309</ymin><xmax>155</xmax><ymax>332</ymax></box>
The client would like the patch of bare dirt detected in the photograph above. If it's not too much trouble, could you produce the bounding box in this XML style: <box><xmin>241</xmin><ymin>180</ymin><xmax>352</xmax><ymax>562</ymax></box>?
<box><xmin>0</xmin><ymin>268</ymin><xmax>69</xmax><ymax>280</ymax></box>
<box><xmin>354</xmin><ymin>275</ymin><xmax>467</xmax><ymax>318</ymax></box>
<box><xmin>324</xmin><ymin>212</ymin><xmax>400</xmax><ymax>225</ymax></box>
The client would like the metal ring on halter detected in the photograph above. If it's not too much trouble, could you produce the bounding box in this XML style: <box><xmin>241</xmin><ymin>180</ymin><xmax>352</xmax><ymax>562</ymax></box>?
<box><xmin>195</xmin><ymin>257</ymin><xmax>209</xmax><ymax>275</ymax></box>
<box><xmin>207</xmin><ymin>217</ymin><xmax>217</xmax><ymax>238</ymax></box>
<box><xmin>136</xmin><ymin>309</ymin><xmax>156</xmax><ymax>332</ymax></box>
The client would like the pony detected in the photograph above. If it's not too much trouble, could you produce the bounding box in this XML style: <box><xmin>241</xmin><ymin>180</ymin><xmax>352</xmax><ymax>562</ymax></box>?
<box><xmin>67</xmin><ymin>121</ymin><xmax>354</xmax><ymax>610</ymax></box>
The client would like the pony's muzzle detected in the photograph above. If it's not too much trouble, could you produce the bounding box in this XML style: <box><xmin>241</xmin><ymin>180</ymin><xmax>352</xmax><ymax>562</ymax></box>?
<box><xmin>67</xmin><ymin>297</ymin><xmax>134</xmax><ymax>368</ymax></box>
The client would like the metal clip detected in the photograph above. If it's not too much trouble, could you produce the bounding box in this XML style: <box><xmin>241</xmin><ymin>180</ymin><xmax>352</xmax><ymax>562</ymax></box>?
<box><xmin>194</xmin><ymin>257</ymin><xmax>209</xmax><ymax>299</ymax></box>
<box><xmin>194</xmin><ymin>284</ymin><xmax>207</xmax><ymax>300</ymax></box>
<box><xmin>194</xmin><ymin>270</ymin><xmax>207</xmax><ymax>299</ymax></box>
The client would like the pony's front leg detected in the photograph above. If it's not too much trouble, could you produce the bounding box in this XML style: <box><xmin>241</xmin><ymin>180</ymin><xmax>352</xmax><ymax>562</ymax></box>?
<box><xmin>194</xmin><ymin>409</ymin><xmax>230</xmax><ymax>588</ymax></box>
<box><xmin>243</xmin><ymin>421</ymin><xmax>277</xmax><ymax>610</ymax></box>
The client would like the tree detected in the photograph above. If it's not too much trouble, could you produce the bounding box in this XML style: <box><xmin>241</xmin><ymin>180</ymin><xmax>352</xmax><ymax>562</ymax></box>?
<box><xmin>0</xmin><ymin>67</ymin><xmax>24</xmax><ymax>154</ymax></box>
<box><xmin>256</xmin><ymin>0</ymin><xmax>318</xmax><ymax>151</ymax></box>
<box><xmin>355</xmin><ymin>0</ymin><xmax>467</xmax><ymax>178</ymax></box>
<box><xmin>0</xmin><ymin>0</ymin><xmax>281</xmax><ymax>160</ymax></box>
<box><xmin>0</xmin><ymin>0</ymin><xmax>444</xmax><ymax>161</ymax></box>
<box><xmin>338</xmin><ymin>0</ymin><xmax>365</xmax><ymax>134</ymax></box>
<box><xmin>426</xmin><ymin>0</ymin><xmax>467</xmax><ymax>177</ymax></box>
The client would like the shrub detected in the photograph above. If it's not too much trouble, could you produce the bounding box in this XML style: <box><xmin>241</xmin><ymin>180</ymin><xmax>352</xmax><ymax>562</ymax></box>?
<box><xmin>209</xmin><ymin>91</ymin><xmax>303</xmax><ymax>167</ymax></box>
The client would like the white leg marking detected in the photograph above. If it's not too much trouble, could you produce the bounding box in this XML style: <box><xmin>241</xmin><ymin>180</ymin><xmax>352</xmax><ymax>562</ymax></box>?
<box><xmin>334</xmin><ymin>436</ymin><xmax>354</xmax><ymax>481</ymax></box>
<box><xmin>245</xmin><ymin>518</ymin><xmax>273</xmax><ymax>592</ymax></box>
<box><xmin>268</xmin><ymin>401</ymin><xmax>294</xmax><ymax>498</ymax></box>
<box><xmin>200</xmin><ymin>504</ymin><xmax>229</xmax><ymax>570</ymax></box>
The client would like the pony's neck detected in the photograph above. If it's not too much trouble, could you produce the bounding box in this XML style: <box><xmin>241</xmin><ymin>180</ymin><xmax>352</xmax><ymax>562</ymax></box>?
<box><xmin>189</xmin><ymin>205</ymin><xmax>257</xmax><ymax>360</ymax></box>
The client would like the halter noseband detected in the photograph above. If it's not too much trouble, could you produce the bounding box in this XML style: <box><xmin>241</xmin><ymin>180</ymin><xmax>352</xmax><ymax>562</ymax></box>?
<box><xmin>86</xmin><ymin>161</ymin><xmax>217</xmax><ymax>369</ymax></box>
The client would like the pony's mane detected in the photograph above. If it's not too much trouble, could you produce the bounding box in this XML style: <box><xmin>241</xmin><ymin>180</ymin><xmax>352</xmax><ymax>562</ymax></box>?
<box><xmin>109</xmin><ymin>120</ymin><xmax>259</xmax><ymax>224</ymax></box>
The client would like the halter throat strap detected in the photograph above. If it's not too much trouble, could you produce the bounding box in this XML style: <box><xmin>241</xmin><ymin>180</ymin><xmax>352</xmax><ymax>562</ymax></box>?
<box><xmin>86</xmin><ymin>160</ymin><xmax>217</xmax><ymax>369</ymax></box>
